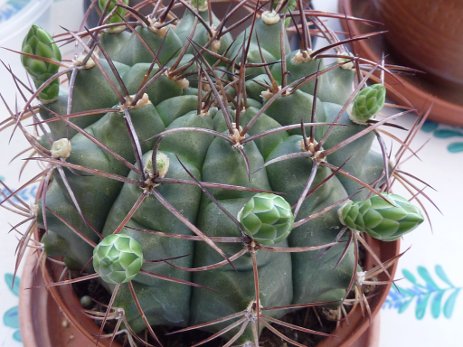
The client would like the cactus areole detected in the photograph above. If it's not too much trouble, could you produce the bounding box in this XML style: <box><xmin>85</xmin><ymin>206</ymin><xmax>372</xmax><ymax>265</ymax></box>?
<box><xmin>12</xmin><ymin>0</ymin><xmax>426</xmax><ymax>346</ymax></box>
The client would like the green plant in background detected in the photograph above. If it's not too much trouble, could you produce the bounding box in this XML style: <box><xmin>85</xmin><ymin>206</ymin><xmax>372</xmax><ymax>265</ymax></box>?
<box><xmin>1</xmin><ymin>0</ymin><xmax>428</xmax><ymax>345</ymax></box>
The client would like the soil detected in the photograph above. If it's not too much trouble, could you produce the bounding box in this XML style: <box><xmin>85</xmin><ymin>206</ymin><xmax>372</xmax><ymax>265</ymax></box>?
<box><xmin>71</xmin><ymin>267</ymin><xmax>362</xmax><ymax>346</ymax></box>
<box><xmin>74</xmin><ymin>273</ymin><xmax>342</xmax><ymax>346</ymax></box>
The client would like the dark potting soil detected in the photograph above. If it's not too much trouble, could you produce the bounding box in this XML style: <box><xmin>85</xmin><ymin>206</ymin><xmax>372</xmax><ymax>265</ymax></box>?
<box><xmin>72</xmin><ymin>278</ymin><xmax>352</xmax><ymax>346</ymax></box>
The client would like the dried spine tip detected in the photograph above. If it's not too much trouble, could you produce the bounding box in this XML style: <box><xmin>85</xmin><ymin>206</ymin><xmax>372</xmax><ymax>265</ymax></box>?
<box><xmin>230</xmin><ymin>122</ymin><xmax>244</xmax><ymax>147</ymax></box>
<box><xmin>174</xmin><ymin>77</ymin><xmax>190</xmax><ymax>90</ymax></box>
<box><xmin>144</xmin><ymin>152</ymin><xmax>170</xmax><ymax>179</ymax></box>
<box><xmin>261</xmin><ymin>10</ymin><xmax>280</xmax><ymax>25</ymax></box>
<box><xmin>51</xmin><ymin>138</ymin><xmax>72</xmax><ymax>159</ymax></box>
<box><xmin>73</xmin><ymin>55</ymin><xmax>96</xmax><ymax>70</ymax></box>
<box><xmin>123</xmin><ymin>93</ymin><xmax>151</xmax><ymax>109</ymax></box>
<box><xmin>261</xmin><ymin>86</ymin><xmax>281</xmax><ymax>101</ymax></box>
<box><xmin>291</xmin><ymin>49</ymin><xmax>314</xmax><ymax>64</ymax></box>
<box><xmin>300</xmin><ymin>138</ymin><xmax>325</xmax><ymax>162</ymax></box>
<box><xmin>198</xmin><ymin>105</ymin><xmax>214</xmax><ymax>117</ymax></box>
<box><xmin>93</xmin><ymin>234</ymin><xmax>144</xmax><ymax>284</ymax></box>
<box><xmin>166</xmin><ymin>71</ymin><xmax>190</xmax><ymax>90</ymax></box>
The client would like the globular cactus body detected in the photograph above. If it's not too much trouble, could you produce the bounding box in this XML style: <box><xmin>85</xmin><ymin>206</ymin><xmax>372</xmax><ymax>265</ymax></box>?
<box><xmin>17</xmin><ymin>1</ymin><xmax>424</xmax><ymax>345</ymax></box>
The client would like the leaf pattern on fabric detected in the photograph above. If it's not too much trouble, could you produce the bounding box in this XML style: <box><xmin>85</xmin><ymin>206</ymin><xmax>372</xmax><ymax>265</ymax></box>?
<box><xmin>384</xmin><ymin>265</ymin><xmax>461</xmax><ymax>320</ymax></box>
<box><xmin>421</xmin><ymin>120</ymin><xmax>463</xmax><ymax>154</ymax></box>
<box><xmin>2</xmin><ymin>273</ymin><xmax>22</xmax><ymax>342</ymax></box>
<box><xmin>0</xmin><ymin>0</ymin><xmax>30</xmax><ymax>22</ymax></box>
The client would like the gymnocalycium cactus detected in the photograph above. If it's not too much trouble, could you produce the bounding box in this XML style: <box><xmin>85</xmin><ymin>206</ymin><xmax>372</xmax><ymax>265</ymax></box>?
<box><xmin>3</xmin><ymin>0</ymin><xmax>428</xmax><ymax>346</ymax></box>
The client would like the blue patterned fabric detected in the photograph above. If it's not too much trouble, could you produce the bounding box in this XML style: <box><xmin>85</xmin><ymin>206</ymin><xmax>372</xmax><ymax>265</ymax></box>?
<box><xmin>0</xmin><ymin>1</ymin><xmax>30</xmax><ymax>22</ymax></box>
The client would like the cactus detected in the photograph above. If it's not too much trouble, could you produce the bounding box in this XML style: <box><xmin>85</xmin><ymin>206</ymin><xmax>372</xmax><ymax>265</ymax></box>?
<box><xmin>2</xmin><ymin>1</ymin><xmax>429</xmax><ymax>346</ymax></box>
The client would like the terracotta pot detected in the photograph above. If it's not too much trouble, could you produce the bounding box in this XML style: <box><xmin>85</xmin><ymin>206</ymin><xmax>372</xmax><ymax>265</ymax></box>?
<box><xmin>20</xmin><ymin>251</ymin><xmax>121</xmax><ymax>347</ymax></box>
<box><xmin>373</xmin><ymin>0</ymin><xmax>463</xmax><ymax>86</ymax></box>
<box><xmin>20</xmin><ymin>225</ymin><xmax>398</xmax><ymax>347</ymax></box>
<box><xmin>338</xmin><ymin>0</ymin><xmax>463</xmax><ymax>126</ymax></box>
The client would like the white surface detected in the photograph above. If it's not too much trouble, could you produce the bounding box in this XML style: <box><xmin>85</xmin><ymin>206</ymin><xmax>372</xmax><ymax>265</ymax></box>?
<box><xmin>0</xmin><ymin>0</ymin><xmax>52</xmax><ymax>46</ymax></box>
<box><xmin>0</xmin><ymin>1</ymin><xmax>461</xmax><ymax>346</ymax></box>
<box><xmin>0</xmin><ymin>1</ymin><xmax>83</xmax><ymax>345</ymax></box>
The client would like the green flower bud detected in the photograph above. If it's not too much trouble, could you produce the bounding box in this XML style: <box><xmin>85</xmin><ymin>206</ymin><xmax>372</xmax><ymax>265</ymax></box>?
<box><xmin>98</xmin><ymin>0</ymin><xmax>129</xmax><ymax>31</ymax></box>
<box><xmin>21</xmin><ymin>25</ymin><xmax>62</xmax><ymax>102</ymax></box>
<box><xmin>338</xmin><ymin>193</ymin><xmax>424</xmax><ymax>241</ymax></box>
<box><xmin>238</xmin><ymin>193</ymin><xmax>294</xmax><ymax>245</ymax></box>
<box><xmin>93</xmin><ymin>234</ymin><xmax>144</xmax><ymax>284</ymax></box>
<box><xmin>349</xmin><ymin>84</ymin><xmax>386</xmax><ymax>124</ymax></box>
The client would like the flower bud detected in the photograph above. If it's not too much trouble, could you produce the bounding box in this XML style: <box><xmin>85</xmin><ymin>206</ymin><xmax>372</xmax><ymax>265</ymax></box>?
<box><xmin>238</xmin><ymin>193</ymin><xmax>294</xmax><ymax>245</ymax></box>
<box><xmin>93</xmin><ymin>234</ymin><xmax>144</xmax><ymax>284</ymax></box>
<box><xmin>21</xmin><ymin>25</ymin><xmax>62</xmax><ymax>102</ymax></box>
<box><xmin>338</xmin><ymin>193</ymin><xmax>424</xmax><ymax>241</ymax></box>
<box><xmin>350</xmin><ymin>84</ymin><xmax>386</xmax><ymax>124</ymax></box>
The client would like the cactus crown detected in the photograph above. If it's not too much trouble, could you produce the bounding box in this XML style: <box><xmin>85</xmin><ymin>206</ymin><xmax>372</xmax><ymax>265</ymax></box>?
<box><xmin>2</xmin><ymin>0</ymin><xmax>430</xmax><ymax>346</ymax></box>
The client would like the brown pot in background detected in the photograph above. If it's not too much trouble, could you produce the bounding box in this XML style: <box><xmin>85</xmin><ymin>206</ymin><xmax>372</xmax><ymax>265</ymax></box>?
<box><xmin>339</xmin><ymin>0</ymin><xmax>463</xmax><ymax>126</ymax></box>
<box><xmin>20</xmin><ymin>225</ymin><xmax>399</xmax><ymax>347</ymax></box>
<box><xmin>373</xmin><ymin>0</ymin><xmax>463</xmax><ymax>87</ymax></box>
